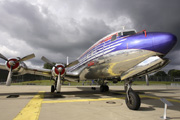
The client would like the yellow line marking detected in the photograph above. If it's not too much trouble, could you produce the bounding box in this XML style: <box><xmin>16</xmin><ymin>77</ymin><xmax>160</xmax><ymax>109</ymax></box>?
<box><xmin>118</xmin><ymin>92</ymin><xmax>180</xmax><ymax>103</ymax></box>
<box><xmin>42</xmin><ymin>92</ymin><xmax>180</xmax><ymax>104</ymax></box>
<box><xmin>42</xmin><ymin>97</ymin><xmax>125</xmax><ymax>104</ymax></box>
<box><xmin>166</xmin><ymin>99</ymin><xmax>180</xmax><ymax>103</ymax></box>
<box><xmin>13</xmin><ymin>91</ymin><xmax>45</xmax><ymax>120</ymax></box>
<box><xmin>140</xmin><ymin>95</ymin><xmax>180</xmax><ymax>103</ymax></box>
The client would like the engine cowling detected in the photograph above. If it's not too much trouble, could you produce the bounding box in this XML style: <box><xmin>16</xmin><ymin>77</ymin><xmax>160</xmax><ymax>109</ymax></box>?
<box><xmin>5</xmin><ymin>58</ymin><xmax>20</xmax><ymax>72</ymax></box>
<box><xmin>51</xmin><ymin>64</ymin><xmax>65</xmax><ymax>77</ymax></box>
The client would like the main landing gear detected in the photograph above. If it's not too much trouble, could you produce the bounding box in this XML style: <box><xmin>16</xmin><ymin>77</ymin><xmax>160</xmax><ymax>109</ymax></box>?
<box><xmin>51</xmin><ymin>84</ymin><xmax>55</xmax><ymax>93</ymax></box>
<box><xmin>100</xmin><ymin>84</ymin><xmax>109</xmax><ymax>92</ymax></box>
<box><xmin>124</xmin><ymin>80</ymin><xmax>141</xmax><ymax>110</ymax></box>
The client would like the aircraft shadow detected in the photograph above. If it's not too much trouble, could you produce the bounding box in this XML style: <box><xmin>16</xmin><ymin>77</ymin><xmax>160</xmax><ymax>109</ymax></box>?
<box><xmin>0</xmin><ymin>86</ymin><xmax>179</xmax><ymax>112</ymax></box>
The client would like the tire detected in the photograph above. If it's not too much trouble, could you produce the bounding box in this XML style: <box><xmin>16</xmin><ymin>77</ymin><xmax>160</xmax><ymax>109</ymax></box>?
<box><xmin>125</xmin><ymin>90</ymin><xmax>141</xmax><ymax>110</ymax></box>
<box><xmin>100</xmin><ymin>85</ymin><xmax>104</xmax><ymax>92</ymax></box>
<box><xmin>104</xmin><ymin>85</ymin><xmax>109</xmax><ymax>92</ymax></box>
<box><xmin>100</xmin><ymin>85</ymin><xmax>109</xmax><ymax>92</ymax></box>
<box><xmin>51</xmin><ymin>85</ymin><xmax>55</xmax><ymax>93</ymax></box>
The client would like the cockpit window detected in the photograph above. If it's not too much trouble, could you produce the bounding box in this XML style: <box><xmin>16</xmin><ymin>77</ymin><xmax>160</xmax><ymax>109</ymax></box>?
<box><xmin>118</xmin><ymin>32</ymin><xmax>122</xmax><ymax>37</ymax></box>
<box><xmin>123</xmin><ymin>31</ymin><xmax>136</xmax><ymax>36</ymax></box>
<box><xmin>111</xmin><ymin>34</ymin><xmax>117</xmax><ymax>41</ymax></box>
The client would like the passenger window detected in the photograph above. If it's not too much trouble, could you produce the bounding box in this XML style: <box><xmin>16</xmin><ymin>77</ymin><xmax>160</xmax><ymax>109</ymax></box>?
<box><xmin>111</xmin><ymin>34</ymin><xmax>117</xmax><ymax>41</ymax></box>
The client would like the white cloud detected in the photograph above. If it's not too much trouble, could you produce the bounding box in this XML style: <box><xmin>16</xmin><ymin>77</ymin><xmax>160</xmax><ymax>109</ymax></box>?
<box><xmin>108</xmin><ymin>16</ymin><xmax>134</xmax><ymax>31</ymax></box>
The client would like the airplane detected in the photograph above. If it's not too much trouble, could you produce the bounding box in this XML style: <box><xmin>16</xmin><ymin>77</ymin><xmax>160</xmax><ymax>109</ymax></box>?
<box><xmin>0</xmin><ymin>29</ymin><xmax>177</xmax><ymax>110</ymax></box>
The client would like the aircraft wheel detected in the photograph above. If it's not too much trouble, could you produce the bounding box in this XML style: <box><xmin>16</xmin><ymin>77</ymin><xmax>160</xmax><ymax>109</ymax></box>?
<box><xmin>104</xmin><ymin>85</ymin><xmax>109</xmax><ymax>92</ymax></box>
<box><xmin>100</xmin><ymin>85</ymin><xmax>105</xmax><ymax>92</ymax></box>
<box><xmin>100</xmin><ymin>85</ymin><xmax>109</xmax><ymax>92</ymax></box>
<box><xmin>51</xmin><ymin>85</ymin><xmax>55</xmax><ymax>93</ymax></box>
<box><xmin>125</xmin><ymin>90</ymin><xmax>141</xmax><ymax>110</ymax></box>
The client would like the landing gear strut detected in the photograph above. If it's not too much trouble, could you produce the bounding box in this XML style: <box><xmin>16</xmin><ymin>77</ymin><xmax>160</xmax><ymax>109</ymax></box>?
<box><xmin>51</xmin><ymin>74</ymin><xmax>62</xmax><ymax>93</ymax></box>
<box><xmin>125</xmin><ymin>80</ymin><xmax>141</xmax><ymax>110</ymax></box>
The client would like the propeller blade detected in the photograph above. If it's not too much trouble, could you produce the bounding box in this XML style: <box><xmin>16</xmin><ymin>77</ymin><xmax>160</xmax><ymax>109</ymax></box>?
<box><xmin>0</xmin><ymin>53</ymin><xmax>8</xmax><ymax>61</ymax></box>
<box><xmin>6</xmin><ymin>67</ymin><xmax>13</xmax><ymax>86</ymax></box>
<box><xmin>56</xmin><ymin>74</ymin><xmax>61</xmax><ymax>92</ymax></box>
<box><xmin>19</xmin><ymin>53</ymin><xmax>35</xmax><ymax>62</ymax></box>
<box><xmin>41</xmin><ymin>56</ymin><xmax>54</xmax><ymax>65</ymax></box>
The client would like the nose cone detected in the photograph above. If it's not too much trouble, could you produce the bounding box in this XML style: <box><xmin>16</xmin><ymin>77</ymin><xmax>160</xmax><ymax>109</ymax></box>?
<box><xmin>153</xmin><ymin>33</ymin><xmax>177</xmax><ymax>55</ymax></box>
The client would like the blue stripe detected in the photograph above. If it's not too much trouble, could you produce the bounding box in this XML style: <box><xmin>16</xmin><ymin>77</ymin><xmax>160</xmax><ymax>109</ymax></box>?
<box><xmin>68</xmin><ymin>38</ymin><xmax>126</xmax><ymax>71</ymax></box>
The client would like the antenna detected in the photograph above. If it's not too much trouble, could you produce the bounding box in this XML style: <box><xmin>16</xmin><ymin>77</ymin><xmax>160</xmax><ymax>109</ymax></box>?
<box><xmin>66</xmin><ymin>56</ymin><xmax>69</xmax><ymax>65</ymax></box>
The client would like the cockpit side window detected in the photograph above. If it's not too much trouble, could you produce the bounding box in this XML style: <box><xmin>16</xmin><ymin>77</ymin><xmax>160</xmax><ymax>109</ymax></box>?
<box><xmin>123</xmin><ymin>31</ymin><xmax>136</xmax><ymax>36</ymax></box>
<box><xmin>111</xmin><ymin>34</ymin><xmax>117</xmax><ymax>41</ymax></box>
<box><xmin>118</xmin><ymin>32</ymin><xmax>122</xmax><ymax>37</ymax></box>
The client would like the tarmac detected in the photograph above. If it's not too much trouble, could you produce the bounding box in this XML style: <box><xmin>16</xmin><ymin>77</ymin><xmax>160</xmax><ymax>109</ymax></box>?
<box><xmin>0</xmin><ymin>85</ymin><xmax>180</xmax><ymax>120</ymax></box>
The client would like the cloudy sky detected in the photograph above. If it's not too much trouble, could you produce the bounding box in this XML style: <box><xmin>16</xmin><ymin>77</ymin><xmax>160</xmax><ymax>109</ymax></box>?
<box><xmin>0</xmin><ymin>0</ymin><xmax>180</xmax><ymax>72</ymax></box>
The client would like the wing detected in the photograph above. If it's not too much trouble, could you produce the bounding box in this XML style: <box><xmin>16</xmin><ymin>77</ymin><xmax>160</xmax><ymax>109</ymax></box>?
<box><xmin>0</xmin><ymin>63</ymin><xmax>7</xmax><ymax>70</ymax></box>
<box><xmin>0</xmin><ymin>63</ymin><xmax>51</xmax><ymax>77</ymax></box>
<box><xmin>121</xmin><ymin>56</ymin><xmax>169</xmax><ymax>80</ymax></box>
<box><xmin>24</xmin><ymin>67</ymin><xmax>52</xmax><ymax>77</ymax></box>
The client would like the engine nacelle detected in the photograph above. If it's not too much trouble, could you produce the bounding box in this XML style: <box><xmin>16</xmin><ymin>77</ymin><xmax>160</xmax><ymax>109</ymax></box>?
<box><xmin>51</xmin><ymin>64</ymin><xmax>65</xmax><ymax>77</ymax></box>
<box><xmin>5</xmin><ymin>58</ymin><xmax>20</xmax><ymax>72</ymax></box>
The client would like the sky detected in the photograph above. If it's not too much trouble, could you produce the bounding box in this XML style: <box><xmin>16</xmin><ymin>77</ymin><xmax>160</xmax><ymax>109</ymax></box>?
<box><xmin>0</xmin><ymin>0</ymin><xmax>180</xmax><ymax>72</ymax></box>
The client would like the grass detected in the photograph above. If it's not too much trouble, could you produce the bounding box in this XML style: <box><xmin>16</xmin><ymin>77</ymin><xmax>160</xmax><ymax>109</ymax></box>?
<box><xmin>12</xmin><ymin>80</ymin><xmax>54</xmax><ymax>85</ymax></box>
<box><xmin>11</xmin><ymin>80</ymin><xmax>180</xmax><ymax>86</ymax></box>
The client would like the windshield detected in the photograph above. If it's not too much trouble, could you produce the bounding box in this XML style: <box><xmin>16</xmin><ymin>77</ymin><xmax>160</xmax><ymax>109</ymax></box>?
<box><xmin>123</xmin><ymin>31</ymin><xmax>136</xmax><ymax>36</ymax></box>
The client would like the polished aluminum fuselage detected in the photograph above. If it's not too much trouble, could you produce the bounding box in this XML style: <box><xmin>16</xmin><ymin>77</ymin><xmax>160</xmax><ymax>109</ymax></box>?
<box><xmin>65</xmin><ymin>31</ymin><xmax>177</xmax><ymax>81</ymax></box>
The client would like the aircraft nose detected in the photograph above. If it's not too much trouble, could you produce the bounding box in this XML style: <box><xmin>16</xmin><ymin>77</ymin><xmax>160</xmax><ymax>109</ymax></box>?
<box><xmin>153</xmin><ymin>33</ymin><xmax>177</xmax><ymax>55</ymax></box>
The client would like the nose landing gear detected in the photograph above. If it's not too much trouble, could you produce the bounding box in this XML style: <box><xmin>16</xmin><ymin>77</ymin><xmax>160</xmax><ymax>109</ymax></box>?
<box><xmin>125</xmin><ymin>80</ymin><xmax>141</xmax><ymax>110</ymax></box>
<box><xmin>50</xmin><ymin>74</ymin><xmax>62</xmax><ymax>93</ymax></box>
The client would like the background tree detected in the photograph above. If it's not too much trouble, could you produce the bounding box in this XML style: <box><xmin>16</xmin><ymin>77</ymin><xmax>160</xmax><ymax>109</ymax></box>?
<box><xmin>168</xmin><ymin>69</ymin><xmax>180</xmax><ymax>77</ymax></box>
<box><xmin>153</xmin><ymin>71</ymin><xmax>167</xmax><ymax>81</ymax></box>
<box><xmin>43</xmin><ymin>63</ymin><xmax>55</xmax><ymax>69</ymax></box>
<box><xmin>154</xmin><ymin>71</ymin><xmax>167</xmax><ymax>76</ymax></box>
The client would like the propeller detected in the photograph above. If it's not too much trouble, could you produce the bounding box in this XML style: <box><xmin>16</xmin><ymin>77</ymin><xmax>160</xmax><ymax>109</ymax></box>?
<box><xmin>41</xmin><ymin>56</ymin><xmax>54</xmax><ymax>66</ymax></box>
<box><xmin>41</xmin><ymin>56</ymin><xmax>65</xmax><ymax>93</ymax></box>
<box><xmin>18</xmin><ymin>53</ymin><xmax>35</xmax><ymax>62</ymax></box>
<box><xmin>6</xmin><ymin>66</ymin><xmax>13</xmax><ymax>86</ymax></box>
<box><xmin>41</xmin><ymin>56</ymin><xmax>65</xmax><ymax>75</ymax></box>
<box><xmin>0</xmin><ymin>53</ymin><xmax>35</xmax><ymax>86</ymax></box>
<box><xmin>0</xmin><ymin>53</ymin><xmax>8</xmax><ymax>61</ymax></box>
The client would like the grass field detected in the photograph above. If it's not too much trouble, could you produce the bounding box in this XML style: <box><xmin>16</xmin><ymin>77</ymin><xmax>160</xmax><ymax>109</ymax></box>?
<box><xmin>11</xmin><ymin>80</ymin><xmax>180</xmax><ymax>86</ymax></box>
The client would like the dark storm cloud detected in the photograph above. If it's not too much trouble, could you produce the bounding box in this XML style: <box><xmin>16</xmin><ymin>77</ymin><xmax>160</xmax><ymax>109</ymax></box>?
<box><xmin>0</xmin><ymin>1</ymin><xmax>63</xmax><ymax>48</ymax></box>
<box><xmin>0</xmin><ymin>0</ymin><xmax>111</xmax><ymax>59</ymax></box>
<box><xmin>82</xmin><ymin>0</ymin><xmax>180</xmax><ymax>70</ymax></box>
<box><xmin>86</xmin><ymin>0</ymin><xmax>180</xmax><ymax>32</ymax></box>
<box><xmin>0</xmin><ymin>0</ymin><xmax>180</xmax><ymax>70</ymax></box>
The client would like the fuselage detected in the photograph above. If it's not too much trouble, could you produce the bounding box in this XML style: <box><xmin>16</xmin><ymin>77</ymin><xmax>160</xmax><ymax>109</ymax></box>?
<box><xmin>66</xmin><ymin>29</ymin><xmax>177</xmax><ymax>81</ymax></box>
